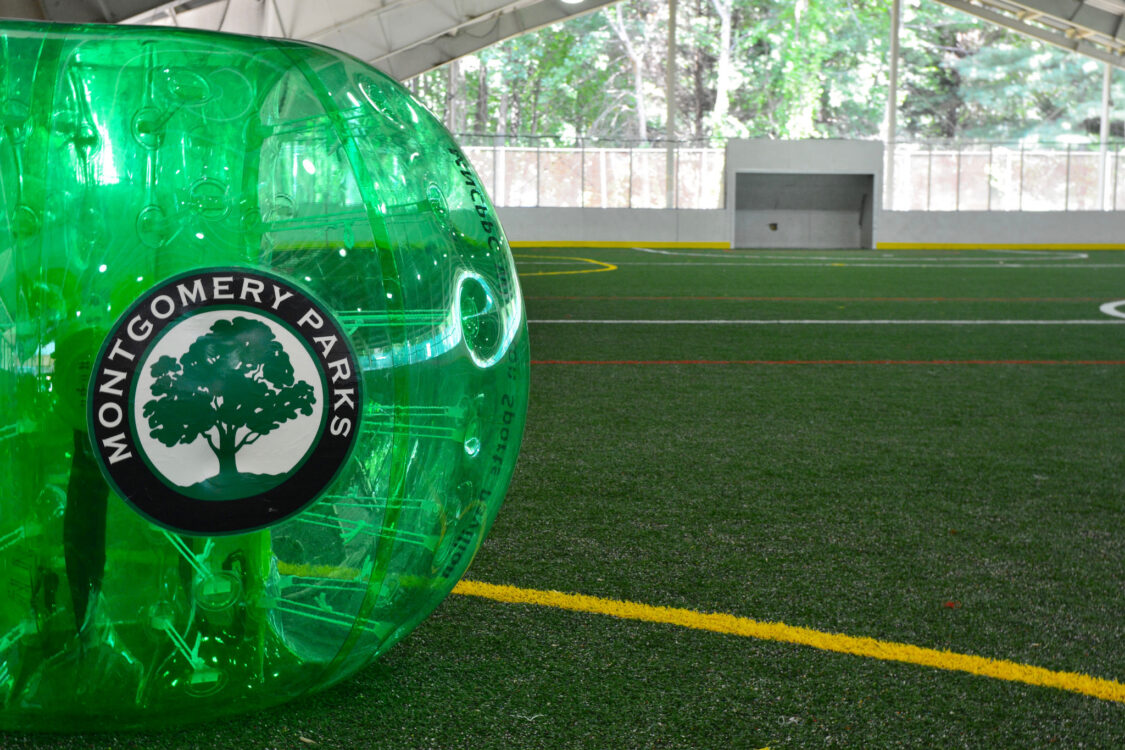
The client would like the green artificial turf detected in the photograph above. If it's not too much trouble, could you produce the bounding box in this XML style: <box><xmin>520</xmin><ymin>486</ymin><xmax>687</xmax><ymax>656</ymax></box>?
<box><xmin>5</xmin><ymin>247</ymin><xmax>1125</xmax><ymax>748</ymax></box>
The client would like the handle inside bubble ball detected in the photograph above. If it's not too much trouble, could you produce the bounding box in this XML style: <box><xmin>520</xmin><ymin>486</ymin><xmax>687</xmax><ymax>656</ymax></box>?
<box><xmin>0</xmin><ymin>20</ymin><xmax>529</xmax><ymax>731</ymax></box>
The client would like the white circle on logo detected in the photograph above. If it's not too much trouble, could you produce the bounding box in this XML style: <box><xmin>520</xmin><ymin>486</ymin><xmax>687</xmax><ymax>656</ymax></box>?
<box><xmin>132</xmin><ymin>309</ymin><xmax>325</xmax><ymax>493</ymax></box>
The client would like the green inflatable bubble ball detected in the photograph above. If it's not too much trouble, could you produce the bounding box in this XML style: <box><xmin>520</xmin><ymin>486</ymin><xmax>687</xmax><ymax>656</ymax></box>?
<box><xmin>0</xmin><ymin>19</ymin><xmax>528</xmax><ymax>731</ymax></box>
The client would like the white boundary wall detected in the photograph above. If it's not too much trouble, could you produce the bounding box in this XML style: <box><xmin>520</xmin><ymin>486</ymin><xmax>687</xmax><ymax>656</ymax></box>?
<box><xmin>497</xmin><ymin>207</ymin><xmax>728</xmax><ymax>245</ymax></box>
<box><xmin>876</xmin><ymin>211</ymin><xmax>1125</xmax><ymax>246</ymax></box>
<box><xmin>499</xmin><ymin>205</ymin><xmax>1125</xmax><ymax>248</ymax></box>
<box><xmin>496</xmin><ymin>139</ymin><xmax>1125</xmax><ymax>248</ymax></box>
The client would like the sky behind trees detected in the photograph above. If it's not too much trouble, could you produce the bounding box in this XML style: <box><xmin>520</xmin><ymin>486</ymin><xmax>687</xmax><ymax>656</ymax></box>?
<box><xmin>406</xmin><ymin>0</ymin><xmax>1123</xmax><ymax>145</ymax></box>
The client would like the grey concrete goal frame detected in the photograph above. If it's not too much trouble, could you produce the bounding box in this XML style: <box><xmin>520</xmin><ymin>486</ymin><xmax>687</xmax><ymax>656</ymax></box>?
<box><xmin>734</xmin><ymin>172</ymin><xmax>875</xmax><ymax>249</ymax></box>
<box><xmin>725</xmin><ymin>140</ymin><xmax>884</xmax><ymax>250</ymax></box>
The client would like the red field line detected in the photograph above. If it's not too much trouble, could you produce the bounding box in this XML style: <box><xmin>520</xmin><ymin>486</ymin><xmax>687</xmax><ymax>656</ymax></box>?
<box><xmin>531</xmin><ymin>359</ymin><xmax>1125</xmax><ymax>365</ymax></box>
<box><xmin>524</xmin><ymin>295</ymin><xmax>1103</xmax><ymax>302</ymax></box>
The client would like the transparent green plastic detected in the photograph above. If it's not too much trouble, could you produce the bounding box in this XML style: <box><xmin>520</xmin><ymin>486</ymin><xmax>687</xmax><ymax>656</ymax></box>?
<box><xmin>0</xmin><ymin>20</ymin><xmax>528</xmax><ymax>731</ymax></box>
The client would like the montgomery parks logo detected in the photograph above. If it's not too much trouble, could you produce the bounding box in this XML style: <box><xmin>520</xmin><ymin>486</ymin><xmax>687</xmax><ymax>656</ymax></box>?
<box><xmin>88</xmin><ymin>268</ymin><xmax>362</xmax><ymax>535</ymax></box>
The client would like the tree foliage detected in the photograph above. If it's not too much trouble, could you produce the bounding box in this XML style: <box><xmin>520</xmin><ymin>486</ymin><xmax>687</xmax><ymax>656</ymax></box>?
<box><xmin>143</xmin><ymin>317</ymin><xmax>316</xmax><ymax>478</ymax></box>
<box><xmin>409</xmin><ymin>0</ymin><xmax>1124</xmax><ymax>144</ymax></box>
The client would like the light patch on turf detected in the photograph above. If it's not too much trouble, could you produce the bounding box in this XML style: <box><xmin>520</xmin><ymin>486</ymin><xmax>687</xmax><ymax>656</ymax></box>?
<box><xmin>452</xmin><ymin>580</ymin><xmax>1125</xmax><ymax>704</ymax></box>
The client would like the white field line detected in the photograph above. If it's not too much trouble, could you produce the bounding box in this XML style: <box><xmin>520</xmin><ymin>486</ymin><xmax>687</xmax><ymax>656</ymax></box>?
<box><xmin>630</xmin><ymin>247</ymin><xmax>1092</xmax><ymax>262</ymax></box>
<box><xmin>514</xmin><ymin>257</ymin><xmax>1061</xmax><ymax>265</ymax></box>
<box><xmin>605</xmin><ymin>262</ymin><xmax>1125</xmax><ymax>269</ymax></box>
<box><xmin>529</xmin><ymin>319</ymin><xmax>1125</xmax><ymax>325</ymax></box>
<box><xmin>1100</xmin><ymin>300</ymin><xmax>1125</xmax><ymax>319</ymax></box>
<box><xmin>519</xmin><ymin>260</ymin><xmax>1125</xmax><ymax>269</ymax></box>
<box><xmin>589</xmin><ymin>246</ymin><xmax>1123</xmax><ymax>268</ymax></box>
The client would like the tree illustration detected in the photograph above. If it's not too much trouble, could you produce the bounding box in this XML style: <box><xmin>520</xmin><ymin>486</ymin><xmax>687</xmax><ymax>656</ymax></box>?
<box><xmin>142</xmin><ymin>316</ymin><xmax>316</xmax><ymax>482</ymax></box>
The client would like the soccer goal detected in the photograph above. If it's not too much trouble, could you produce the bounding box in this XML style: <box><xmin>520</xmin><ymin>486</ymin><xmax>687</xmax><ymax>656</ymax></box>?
<box><xmin>734</xmin><ymin>171</ymin><xmax>874</xmax><ymax>249</ymax></box>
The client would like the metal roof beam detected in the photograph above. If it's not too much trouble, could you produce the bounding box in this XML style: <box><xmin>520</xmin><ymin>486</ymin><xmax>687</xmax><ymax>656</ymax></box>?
<box><xmin>27</xmin><ymin>0</ymin><xmax>172</xmax><ymax>22</ymax></box>
<box><xmin>375</xmin><ymin>0</ymin><xmax>621</xmax><ymax>79</ymax></box>
<box><xmin>121</xmin><ymin>0</ymin><xmax>621</xmax><ymax>81</ymax></box>
<box><xmin>936</xmin><ymin>0</ymin><xmax>1125</xmax><ymax>68</ymax></box>
<box><xmin>1004</xmin><ymin>0</ymin><xmax>1122</xmax><ymax>37</ymax></box>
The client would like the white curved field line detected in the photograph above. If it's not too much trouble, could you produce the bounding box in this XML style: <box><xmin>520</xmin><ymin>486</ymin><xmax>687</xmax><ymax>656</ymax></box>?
<box><xmin>1100</xmin><ymin>300</ymin><xmax>1125</xmax><ymax>319</ymax></box>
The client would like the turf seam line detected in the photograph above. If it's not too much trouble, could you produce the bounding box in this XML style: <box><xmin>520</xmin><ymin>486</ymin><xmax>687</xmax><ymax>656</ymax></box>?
<box><xmin>523</xmin><ymin>296</ymin><xmax>1105</xmax><ymax>302</ymax></box>
<box><xmin>591</xmin><ymin>262</ymin><xmax>1125</xmax><ymax>269</ymax></box>
<box><xmin>527</xmin><ymin>319</ymin><xmax>1125</xmax><ymax>325</ymax></box>
<box><xmin>630</xmin><ymin>247</ymin><xmax>1089</xmax><ymax>261</ymax></box>
<box><xmin>452</xmin><ymin>580</ymin><xmax>1125</xmax><ymax>704</ymax></box>
<box><xmin>528</xmin><ymin>359</ymin><xmax>1125</xmax><ymax>366</ymax></box>
<box><xmin>875</xmin><ymin>242</ymin><xmax>1125</xmax><ymax>251</ymax></box>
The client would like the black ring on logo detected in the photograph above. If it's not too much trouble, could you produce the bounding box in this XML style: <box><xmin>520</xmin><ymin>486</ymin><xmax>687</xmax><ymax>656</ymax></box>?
<box><xmin>87</xmin><ymin>267</ymin><xmax>363</xmax><ymax>535</ymax></box>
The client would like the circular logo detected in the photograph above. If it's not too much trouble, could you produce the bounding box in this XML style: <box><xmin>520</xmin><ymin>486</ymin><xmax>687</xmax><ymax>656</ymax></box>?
<box><xmin>88</xmin><ymin>268</ymin><xmax>362</xmax><ymax>535</ymax></box>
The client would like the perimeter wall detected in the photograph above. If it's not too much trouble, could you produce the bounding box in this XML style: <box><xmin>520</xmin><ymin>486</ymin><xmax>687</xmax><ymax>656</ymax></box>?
<box><xmin>497</xmin><ymin>207</ymin><xmax>1125</xmax><ymax>249</ymax></box>
<box><xmin>497</xmin><ymin>207</ymin><xmax>729</xmax><ymax>246</ymax></box>
<box><xmin>493</xmin><ymin>139</ymin><xmax>1125</xmax><ymax>249</ymax></box>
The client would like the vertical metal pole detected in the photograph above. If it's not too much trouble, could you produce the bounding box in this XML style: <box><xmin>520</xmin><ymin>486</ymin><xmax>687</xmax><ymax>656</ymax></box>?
<box><xmin>535</xmin><ymin>138</ymin><xmax>541</xmax><ymax>207</ymax></box>
<box><xmin>1019</xmin><ymin>144</ymin><xmax>1024</xmax><ymax>211</ymax></box>
<box><xmin>628</xmin><ymin>145</ymin><xmax>634</xmax><ymax>209</ymax></box>
<box><xmin>580</xmin><ymin>137</ymin><xmax>586</xmax><ymax>208</ymax></box>
<box><xmin>492</xmin><ymin>133</ymin><xmax>498</xmax><ymax>201</ymax></box>
<box><xmin>927</xmin><ymin>143</ymin><xmax>933</xmax><ymax>211</ymax></box>
<box><xmin>1065</xmin><ymin>144</ymin><xmax>1071</xmax><ymax>211</ymax></box>
<box><xmin>1100</xmin><ymin>62</ymin><xmax>1112</xmax><ymax>210</ymax></box>
<box><xmin>1115</xmin><ymin>144</ymin><xmax>1121</xmax><ymax>210</ymax></box>
<box><xmin>955</xmin><ymin>148</ymin><xmax>961</xmax><ymax>211</ymax></box>
<box><xmin>987</xmin><ymin>142</ymin><xmax>993</xmax><ymax>211</ymax></box>
<box><xmin>665</xmin><ymin>0</ymin><xmax>677</xmax><ymax>209</ymax></box>
<box><xmin>600</xmin><ymin>148</ymin><xmax>608</xmax><ymax>207</ymax></box>
<box><xmin>884</xmin><ymin>0</ymin><xmax>902</xmax><ymax>210</ymax></box>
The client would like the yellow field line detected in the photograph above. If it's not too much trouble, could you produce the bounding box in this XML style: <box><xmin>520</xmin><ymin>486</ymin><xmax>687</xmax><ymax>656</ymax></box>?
<box><xmin>876</xmin><ymin>242</ymin><xmax>1125</xmax><ymax>251</ymax></box>
<box><xmin>452</xmin><ymin>580</ymin><xmax>1125</xmax><ymax>704</ymax></box>
<box><xmin>514</xmin><ymin>254</ymin><xmax>618</xmax><ymax>277</ymax></box>
<box><xmin>510</xmin><ymin>240</ymin><xmax>730</xmax><ymax>249</ymax></box>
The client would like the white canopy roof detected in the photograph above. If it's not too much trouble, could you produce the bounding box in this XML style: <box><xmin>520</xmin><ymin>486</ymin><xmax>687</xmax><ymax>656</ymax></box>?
<box><xmin>4</xmin><ymin>0</ymin><xmax>620</xmax><ymax>80</ymax></box>
<box><xmin>10</xmin><ymin>0</ymin><xmax>1123</xmax><ymax>75</ymax></box>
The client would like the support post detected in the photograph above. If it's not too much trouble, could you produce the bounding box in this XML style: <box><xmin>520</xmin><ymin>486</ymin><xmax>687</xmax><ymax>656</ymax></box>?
<box><xmin>884</xmin><ymin>0</ymin><xmax>902</xmax><ymax>211</ymax></box>
<box><xmin>1099</xmin><ymin>62</ymin><xmax>1112</xmax><ymax>211</ymax></box>
<box><xmin>1065</xmin><ymin>143</ymin><xmax>1071</xmax><ymax>211</ymax></box>
<box><xmin>665</xmin><ymin>0</ymin><xmax>678</xmax><ymax>209</ymax></box>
